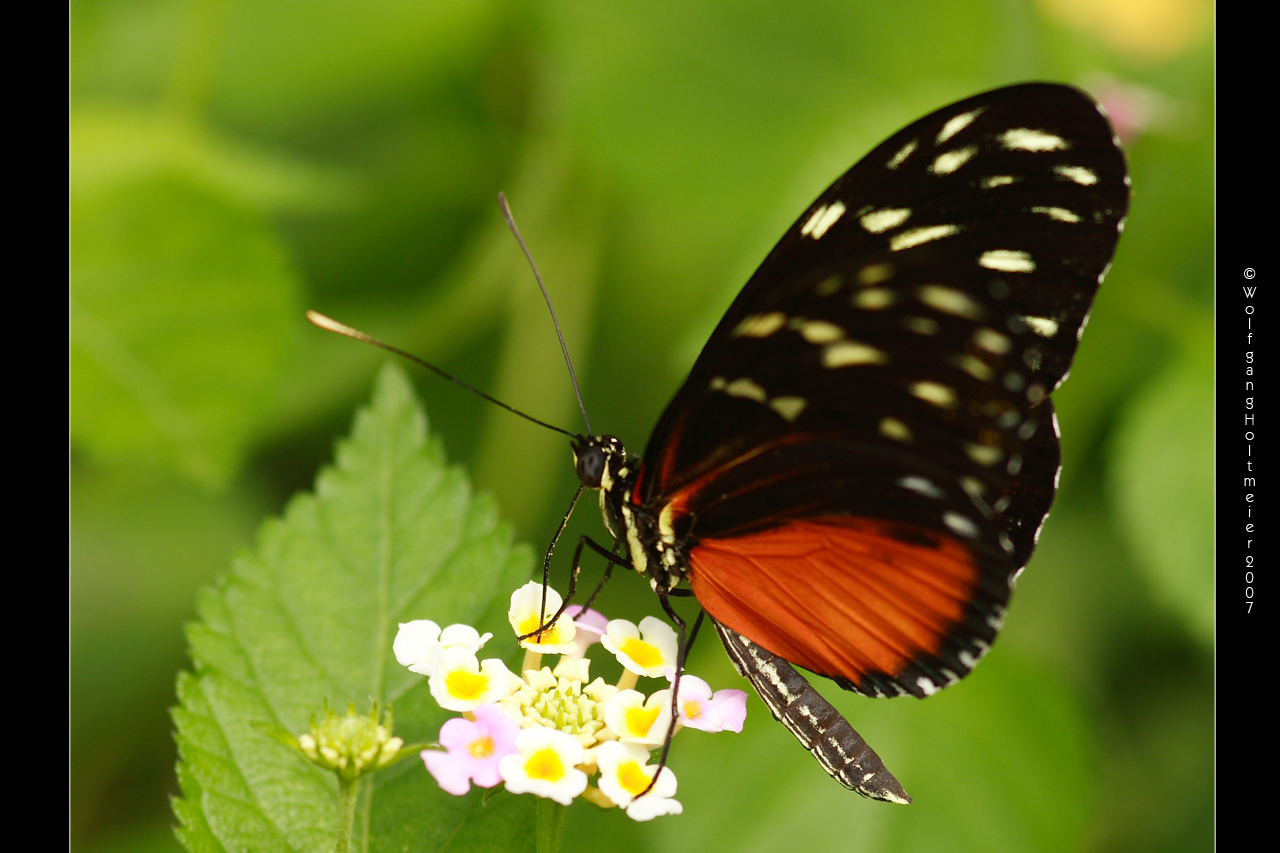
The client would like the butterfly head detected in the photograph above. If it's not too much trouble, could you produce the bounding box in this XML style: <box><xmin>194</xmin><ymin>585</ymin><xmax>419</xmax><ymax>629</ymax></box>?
<box><xmin>571</xmin><ymin>434</ymin><xmax>628</xmax><ymax>491</ymax></box>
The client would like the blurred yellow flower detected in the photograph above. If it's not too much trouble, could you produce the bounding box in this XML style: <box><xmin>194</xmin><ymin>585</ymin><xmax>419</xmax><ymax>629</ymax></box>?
<box><xmin>1038</xmin><ymin>0</ymin><xmax>1212</xmax><ymax>61</ymax></box>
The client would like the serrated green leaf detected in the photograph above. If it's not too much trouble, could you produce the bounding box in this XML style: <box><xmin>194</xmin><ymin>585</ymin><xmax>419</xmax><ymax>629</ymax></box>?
<box><xmin>172</xmin><ymin>365</ymin><xmax>535</xmax><ymax>852</ymax></box>
<box><xmin>1108</xmin><ymin>334</ymin><xmax>1214</xmax><ymax>644</ymax></box>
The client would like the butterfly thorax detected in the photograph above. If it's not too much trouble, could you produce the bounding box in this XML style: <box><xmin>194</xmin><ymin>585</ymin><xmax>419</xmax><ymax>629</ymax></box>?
<box><xmin>571</xmin><ymin>434</ymin><xmax>687</xmax><ymax>593</ymax></box>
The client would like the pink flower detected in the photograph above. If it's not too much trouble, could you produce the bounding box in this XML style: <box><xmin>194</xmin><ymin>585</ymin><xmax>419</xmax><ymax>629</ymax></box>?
<box><xmin>669</xmin><ymin>673</ymin><xmax>747</xmax><ymax>733</ymax></box>
<box><xmin>422</xmin><ymin>704</ymin><xmax>520</xmax><ymax>795</ymax></box>
<box><xmin>564</xmin><ymin>605</ymin><xmax>609</xmax><ymax>658</ymax></box>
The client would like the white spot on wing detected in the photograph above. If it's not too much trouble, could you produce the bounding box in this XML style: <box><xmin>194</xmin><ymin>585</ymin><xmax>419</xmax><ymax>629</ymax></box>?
<box><xmin>724</xmin><ymin>377</ymin><xmax>767</xmax><ymax>402</ymax></box>
<box><xmin>823</xmin><ymin>341</ymin><xmax>888</xmax><ymax>368</ymax></box>
<box><xmin>815</xmin><ymin>275</ymin><xmax>843</xmax><ymax>296</ymax></box>
<box><xmin>769</xmin><ymin>396</ymin><xmax>808</xmax><ymax>422</ymax></box>
<box><xmin>909</xmin><ymin>381</ymin><xmax>957</xmax><ymax>408</ymax></box>
<box><xmin>1021</xmin><ymin>315</ymin><xmax>1060</xmax><ymax>337</ymax></box>
<box><xmin>798</xmin><ymin>320</ymin><xmax>845</xmax><ymax>344</ymax></box>
<box><xmin>890</xmin><ymin>224</ymin><xmax>961</xmax><ymax>251</ymax></box>
<box><xmin>965</xmin><ymin>443</ymin><xmax>1004</xmax><ymax>466</ymax></box>
<box><xmin>860</xmin><ymin>207</ymin><xmax>912</xmax><ymax>234</ymax></box>
<box><xmin>917</xmin><ymin>677</ymin><xmax>940</xmax><ymax>696</ymax></box>
<box><xmin>999</xmin><ymin>128</ymin><xmax>1069</xmax><ymax>151</ymax></box>
<box><xmin>930</xmin><ymin>145</ymin><xmax>978</xmax><ymax>175</ymax></box>
<box><xmin>1030</xmin><ymin>205</ymin><xmax>1081</xmax><ymax>223</ymax></box>
<box><xmin>898</xmin><ymin>475</ymin><xmax>944</xmax><ymax>498</ymax></box>
<box><xmin>879</xmin><ymin>417</ymin><xmax>912</xmax><ymax>442</ymax></box>
<box><xmin>974</xmin><ymin>327</ymin><xmax>1011</xmax><ymax>354</ymax></box>
<box><xmin>954</xmin><ymin>354</ymin><xmax>994</xmax><ymax>381</ymax></box>
<box><xmin>918</xmin><ymin>285</ymin><xmax>983</xmax><ymax>319</ymax></box>
<box><xmin>943</xmin><ymin>511</ymin><xmax>980</xmax><ymax>538</ymax></box>
<box><xmin>998</xmin><ymin>531</ymin><xmax>1014</xmax><ymax>554</ymax></box>
<box><xmin>979</xmin><ymin>250</ymin><xmax>1036</xmax><ymax>272</ymax></box>
<box><xmin>853</xmin><ymin>288</ymin><xmax>895</xmax><ymax>309</ymax></box>
<box><xmin>801</xmin><ymin>201</ymin><xmax>847</xmax><ymax>239</ymax></box>
<box><xmin>936</xmin><ymin>108</ymin><xmax>984</xmax><ymax>144</ymax></box>
<box><xmin>980</xmin><ymin>175</ymin><xmax>1018</xmax><ymax>189</ymax></box>
<box><xmin>857</xmin><ymin>263</ymin><xmax>894</xmax><ymax>285</ymax></box>
<box><xmin>733</xmin><ymin>312</ymin><xmax>787</xmax><ymax>338</ymax></box>
<box><xmin>1053</xmin><ymin>164</ymin><xmax>1097</xmax><ymax>185</ymax></box>
<box><xmin>887</xmin><ymin>139</ymin><xmax>918</xmax><ymax>169</ymax></box>
<box><xmin>904</xmin><ymin>316</ymin><xmax>940</xmax><ymax>335</ymax></box>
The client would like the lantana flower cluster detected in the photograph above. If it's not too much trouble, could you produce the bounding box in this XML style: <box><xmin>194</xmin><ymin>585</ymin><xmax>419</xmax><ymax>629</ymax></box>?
<box><xmin>393</xmin><ymin>582</ymin><xmax>747</xmax><ymax>821</ymax></box>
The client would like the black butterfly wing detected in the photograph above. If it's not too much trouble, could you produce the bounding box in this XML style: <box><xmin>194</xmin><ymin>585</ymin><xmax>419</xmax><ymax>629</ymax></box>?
<box><xmin>632</xmin><ymin>83</ymin><xmax>1128</xmax><ymax>698</ymax></box>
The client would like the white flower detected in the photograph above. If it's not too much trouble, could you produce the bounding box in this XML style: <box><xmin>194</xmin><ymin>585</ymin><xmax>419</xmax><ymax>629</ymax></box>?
<box><xmin>508</xmin><ymin>582</ymin><xmax>578</xmax><ymax>654</ymax></box>
<box><xmin>394</xmin><ymin>621</ymin><xmax>492</xmax><ymax>675</ymax></box>
<box><xmin>600</xmin><ymin>616</ymin><xmax>679</xmax><ymax>678</ymax></box>
<box><xmin>603</xmin><ymin>689</ymin><xmax>672</xmax><ymax>745</ymax></box>
<box><xmin>499</xmin><ymin>727</ymin><xmax>589</xmax><ymax>805</ymax></box>
<box><xmin>393</xmin><ymin>620</ymin><xmax>441</xmax><ymax>672</ymax></box>
<box><xmin>594</xmin><ymin>741</ymin><xmax>682</xmax><ymax>821</ymax></box>
<box><xmin>428</xmin><ymin>647</ymin><xmax>513</xmax><ymax>712</ymax></box>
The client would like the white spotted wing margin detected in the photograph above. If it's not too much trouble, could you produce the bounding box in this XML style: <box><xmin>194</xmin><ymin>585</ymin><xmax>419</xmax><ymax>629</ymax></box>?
<box><xmin>713</xmin><ymin>619</ymin><xmax>912</xmax><ymax>804</ymax></box>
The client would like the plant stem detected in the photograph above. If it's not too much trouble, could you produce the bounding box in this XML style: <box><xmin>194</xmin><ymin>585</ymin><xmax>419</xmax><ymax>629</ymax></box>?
<box><xmin>336</xmin><ymin>776</ymin><xmax>360</xmax><ymax>853</ymax></box>
<box><xmin>535</xmin><ymin>797</ymin><xmax>565</xmax><ymax>853</ymax></box>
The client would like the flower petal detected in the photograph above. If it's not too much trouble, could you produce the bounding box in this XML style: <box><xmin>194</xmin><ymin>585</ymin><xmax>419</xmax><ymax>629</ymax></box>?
<box><xmin>393</xmin><ymin>620</ymin><xmax>441</xmax><ymax>669</ymax></box>
<box><xmin>594</xmin><ymin>740</ymin><xmax>681</xmax><ymax>820</ymax></box>
<box><xmin>508</xmin><ymin>582</ymin><xmax>578</xmax><ymax>653</ymax></box>
<box><xmin>500</xmin><ymin>728</ymin><xmax>589</xmax><ymax>805</ymax></box>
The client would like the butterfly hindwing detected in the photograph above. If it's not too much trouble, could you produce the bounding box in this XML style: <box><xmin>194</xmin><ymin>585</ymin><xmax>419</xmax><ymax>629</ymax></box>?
<box><xmin>632</xmin><ymin>83</ymin><xmax>1128</xmax><ymax>698</ymax></box>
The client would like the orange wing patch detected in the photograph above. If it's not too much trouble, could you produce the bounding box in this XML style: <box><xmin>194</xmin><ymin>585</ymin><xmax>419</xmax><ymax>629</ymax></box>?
<box><xmin>688</xmin><ymin>518</ymin><xmax>979</xmax><ymax>688</ymax></box>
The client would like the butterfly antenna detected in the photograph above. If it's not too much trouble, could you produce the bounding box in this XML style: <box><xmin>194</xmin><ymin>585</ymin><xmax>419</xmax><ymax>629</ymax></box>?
<box><xmin>498</xmin><ymin>192</ymin><xmax>594</xmax><ymax>437</ymax></box>
<box><xmin>306</xmin><ymin>311</ymin><xmax>577</xmax><ymax>439</ymax></box>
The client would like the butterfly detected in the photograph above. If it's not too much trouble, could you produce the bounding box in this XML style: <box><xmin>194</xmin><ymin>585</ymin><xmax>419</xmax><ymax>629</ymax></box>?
<box><xmin>562</xmin><ymin>82</ymin><xmax>1129</xmax><ymax>802</ymax></box>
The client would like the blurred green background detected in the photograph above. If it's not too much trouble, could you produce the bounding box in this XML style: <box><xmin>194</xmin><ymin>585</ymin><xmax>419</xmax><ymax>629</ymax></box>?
<box><xmin>69</xmin><ymin>1</ymin><xmax>1214</xmax><ymax>851</ymax></box>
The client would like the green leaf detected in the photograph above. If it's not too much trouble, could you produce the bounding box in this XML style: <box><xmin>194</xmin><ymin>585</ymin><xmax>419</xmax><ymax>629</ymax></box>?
<box><xmin>171</xmin><ymin>365</ymin><xmax>535</xmax><ymax>852</ymax></box>
<box><xmin>1108</xmin><ymin>333</ymin><xmax>1214</xmax><ymax>644</ymax></box>
<box><xmin>69</xmin><ymin>110</ymin><xmax>310</xmax><ymax>489</ymax></box>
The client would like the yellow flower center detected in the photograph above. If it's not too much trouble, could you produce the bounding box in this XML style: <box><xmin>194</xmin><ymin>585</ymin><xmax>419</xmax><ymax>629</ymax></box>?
<box><xmin>683</xmin><ymin>699</ymin><xmax>703</xmax><ymax>720</ymax></box>
<box><xmin>621</xmin><ymin>638</ymin><xmax>662</xmax><ymax>668</ymax></box>
<box><xmin>518</xmin><ymin>615</ymin><xmax>570</xmax><ymax>646</ymax></box>
<box><xmin>626</xmin><ymin>704</ymin><xmax>660</xmax><ymax>737</ymax></box>
<box><xmin>618</xmin><ymin>760</ymin><xmax>653</xmax><ymax>796</ymax></box>
<box><xmin>525</xmin><ymin>748</ymin><xmax>565</xmax><ymax>781</ymax></box>
<box><xmin>468</xmin><ymin>736</ymin><xmax>494</xmax><ymax>759</ymax></box>
<box><xmin>446</xmin><ymin>670</ymin><xmax>488</xmax><ymax>700</ymax></box>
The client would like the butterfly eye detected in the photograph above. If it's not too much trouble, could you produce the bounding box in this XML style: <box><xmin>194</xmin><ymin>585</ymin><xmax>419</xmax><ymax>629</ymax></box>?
<box><xmin>576</xmin><ymin>445</ymin><xmax>607</xmax><ymax>488</ymax></box>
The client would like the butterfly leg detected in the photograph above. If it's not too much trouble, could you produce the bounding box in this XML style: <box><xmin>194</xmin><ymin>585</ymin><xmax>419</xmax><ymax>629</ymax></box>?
<box><xmin>575</xmin><ymin>541</ymin><xmax>620</xmax><ymax>613</ymax></box>
<box><xmin>521</xmin><ymin>534</ymin><xmax>631</xmax><ymax>642</ymax></box>
<box><xmin>713</xmin><ymin>620</ymin><xmax>911</xmax><ymax>804</ymax></box>
<box><xmin>532</xmin><ymin>485</ymin><xmax>585</xmax><ymax>639</ymax></box>
<box><xmin>629</xmin><ymin>593</ymin><xmax>694</xmax><ymax>799</ymax></box>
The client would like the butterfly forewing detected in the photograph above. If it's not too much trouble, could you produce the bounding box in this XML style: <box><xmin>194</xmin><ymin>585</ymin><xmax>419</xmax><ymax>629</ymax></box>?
<box><xmin>633</xmin><ymin>83</ymin><xmax>1128</xmax><ymax>699</ymax></box>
